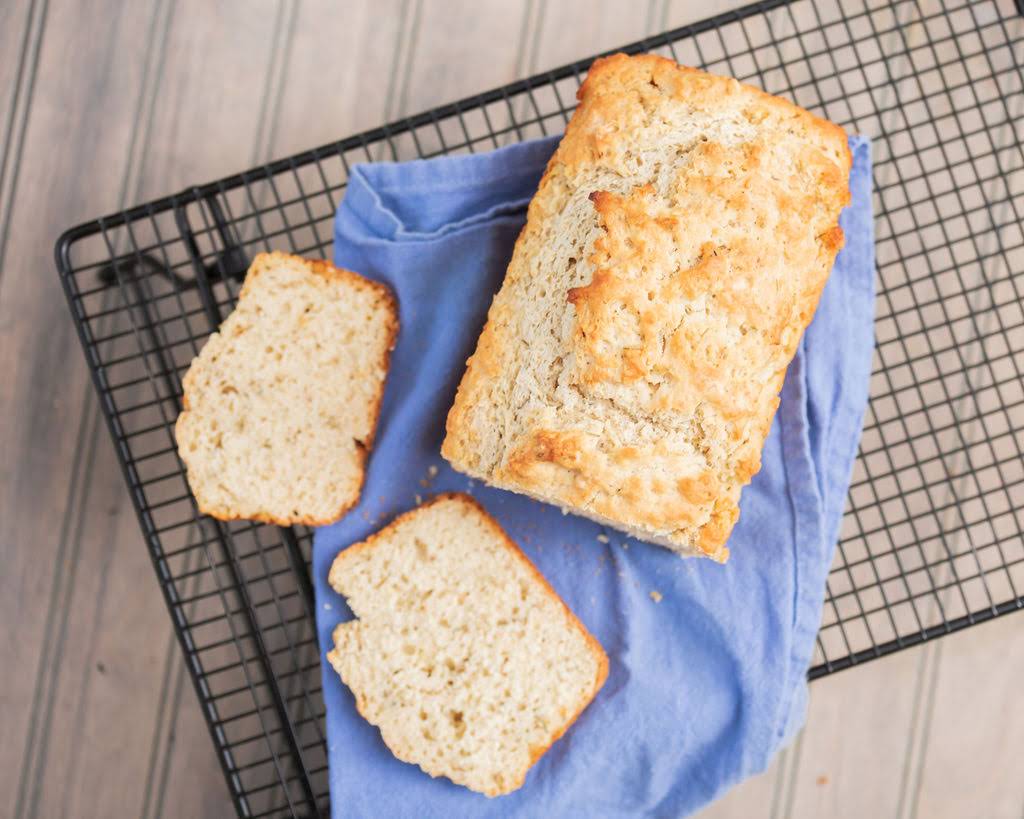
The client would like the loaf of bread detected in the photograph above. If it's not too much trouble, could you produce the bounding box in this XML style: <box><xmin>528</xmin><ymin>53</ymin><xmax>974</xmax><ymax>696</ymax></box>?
<box><xmin>175</xmin><ymin>251</ymin><xmax>397</xmax><ymax>526</ymax></box>
<box><xmin>326</xmin><ymin>493</ymin><xmax>607</xmax><ymax>797</ymax></box>
<box><xmin>442</xmin><ymin>54</ymin><xmax>852</xmax><ymax>561</ymax></box>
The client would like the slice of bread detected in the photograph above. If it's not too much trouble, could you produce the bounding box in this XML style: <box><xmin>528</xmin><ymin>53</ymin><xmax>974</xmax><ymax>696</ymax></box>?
<box><xmin>175</xmin><ymin>251</ymin><xmax>397</xmax><ymax>526</ymax></box>
<box><xmin>327</xmin><ymin>493</ymin><xmax>608</xmax><ymax>797</ymax></box>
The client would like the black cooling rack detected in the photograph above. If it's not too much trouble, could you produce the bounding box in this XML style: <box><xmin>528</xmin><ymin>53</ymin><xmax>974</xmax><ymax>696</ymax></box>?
<box><xmin>55</xmin><ymin>0</ymin><xmax>1024</xmax><ymax>815</ymax></box>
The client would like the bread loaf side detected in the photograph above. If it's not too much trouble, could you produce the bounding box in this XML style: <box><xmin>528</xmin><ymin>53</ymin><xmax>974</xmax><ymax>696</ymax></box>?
<box><xmin>442</xmin><ymin>54</ymin><xmax>852</xmax><ymax>561</ymax></box>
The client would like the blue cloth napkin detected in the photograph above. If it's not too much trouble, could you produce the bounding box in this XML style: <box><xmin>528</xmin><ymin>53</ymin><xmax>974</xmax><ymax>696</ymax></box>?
<box><xmin>314</xmin><ymin>135</ymin><xmax>874</xmax><ymax>818</ymax></box>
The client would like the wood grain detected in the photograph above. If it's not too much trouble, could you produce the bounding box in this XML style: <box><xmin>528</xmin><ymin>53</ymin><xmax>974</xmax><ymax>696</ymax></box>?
<box><xmin>521</xmin><ymin>0</ymin><xmax>654</xmax><ymax>73</ymax></box>
<box><xmin>0</xmin><ymin>0</ymin><xmax>339</xmax><ymax>816</ymax></box>
<box><xmin>0</xmin><ymin>3</ymin><xmax>165</xmax><ymax>817</ymax></box>
<box><xmin>1</xmin><ymin>2</ymin><xmax>1022</xmax><ymax>819</ymax></box>
<box><xmin>398</xmin><ymin>0</ymin><xmax>535</xmax><ymax>115</ymax></box>
<box><xmin>0</xmin><ymin>0</ymin><xmax>43</xmax><ymax>279</ymax></box>
<box><xmin>0</xmin><ymin>2</ymin><xmax>33</xmax><ymax>148</ymax></box>
<box><xmin>3</xmin><ymin>1</ymin><xmax>297</xmax><ymax>817</ymax></box>
<box><xmin>272</xmin><ymin>0</ymin><xmax>414</xmax><ymax>153</ymax></box>
<box><xmin>88</xmin><ymin>0</ymin><xmax>299</xmax><ymax>810</ymax></box>
<box><xmin>907</xmin><ymin>614</ymin><xmax>1024</xmax><ymax>819</ymax></box>
<box><xmin>784</xmin><ymin>648</ymin><xmax>923</xmax><ymax>818</ymax></box>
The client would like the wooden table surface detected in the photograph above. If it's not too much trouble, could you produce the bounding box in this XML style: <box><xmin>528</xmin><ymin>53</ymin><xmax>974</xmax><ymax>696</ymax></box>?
<box><xmin>1</xmin><ymin>1</ymin><xmax>1022</xmax><ymax>817</ymax></box>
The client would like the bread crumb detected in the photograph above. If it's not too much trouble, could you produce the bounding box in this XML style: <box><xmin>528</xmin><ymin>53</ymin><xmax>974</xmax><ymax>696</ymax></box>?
<box><xmin>621</xmin><ymin>541</ymin><xmax>630</xmax><ymax>550</ymax></box>
<box><xmin>174</xmin><ymin>252</ymin><xmax>396</xmax><ymax>526</ymax></box>
<box><xmin>415</xmin><ymin>494</ymin><xmax>423</xmax><ymax>505</ymax></box>
<box><xmin>323</xmin><ymin>602</ymin><xmax>333</xmax><ymax>611</ymax></box>
<box><xmin>816</xmin><ymin>774</ymin><xmax>829</xmax><ymax>786</ymax></box>
<box><xmin>427</xmin><ymin>465</ymin><xmax>438</xmax><ymax>478</ymax></box>
<box><xmin>649</xmin><ymin>590</ymin><xmax>663</xmax><ymax>603</ymax></box>
<box><xmin>596</xmin><ymin>533</ymin><xmax>609</xmax><ymax>544</ymax></box>
<box><xmin>326</xmin><ymin>494</ymin><xmax>606</xmax><ymax>797</ymax></box>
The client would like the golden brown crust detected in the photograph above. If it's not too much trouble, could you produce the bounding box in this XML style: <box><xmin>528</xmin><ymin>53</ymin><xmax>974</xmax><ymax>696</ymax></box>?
<box><xmin>443</xmin><ymin>54</ymin><xmax>851</xmax><ymax>560</ymax></box>
<box><xmin>328</xmin><ymin>493</ymin><xmax>608</xmax><ymax>796</ymax></box>
<box><xmin>178</xmin><ymin>251</ymin><xmax>399</xmax><ymax>527</ymax></box>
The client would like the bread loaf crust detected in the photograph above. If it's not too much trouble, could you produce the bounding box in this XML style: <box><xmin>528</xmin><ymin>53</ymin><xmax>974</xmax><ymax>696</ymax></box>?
<box><xmin>442</xmin><ymin>54</ymin><xmax>852</xmax><ymax>561</ymax></box>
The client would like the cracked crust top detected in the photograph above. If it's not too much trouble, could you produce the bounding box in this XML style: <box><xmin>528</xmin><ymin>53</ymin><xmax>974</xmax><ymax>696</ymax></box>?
<box><xmin>442</xmin><ymin>54</ymin><xmax>852</xmax><ymax>561</ymax></box>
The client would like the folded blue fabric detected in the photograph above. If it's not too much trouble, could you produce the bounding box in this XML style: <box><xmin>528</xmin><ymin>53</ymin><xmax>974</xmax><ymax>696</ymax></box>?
<box><xmin>314</xmin><ymin>135</ymin><xmax>874</xmax><ymax>818</ymax></box>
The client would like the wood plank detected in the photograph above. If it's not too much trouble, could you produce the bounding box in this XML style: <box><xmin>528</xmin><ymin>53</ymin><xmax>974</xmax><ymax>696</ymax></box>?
<box><xmin>895</xmin><ymin>643</ymin><xmax>942</xmax><ymax>819</ymax></box>
<box><xmin>271</xmin><ymin>0</ymin><xmax>412</xmax><ymax>155</ymax></box>
<box><xmin>0</xmin><ymin>0</ymin><xmax>42</xmax><ymax>277</ymax></box>
<box><xmin>782</xmin><ymin>648</ymin><xmax>923</xmax><ymax>818</ymax></box>
<box><xmin>36</xmin><ymin>465</ymin><xmax>217</xmax><ymax>819</ymax></box>
<box><xmin>519</xmin><ymin>0</ymin><xmax>653</xmax><ymax>74</ymax></box>
<box><xmin>49</xmin><ymin>0</ymin><xmax>298</xmax><ymax>811</ymax></box>
<box><xmin>908</xmin><ymin>614</ymin><xmax>1024</xmax><ymax>819</ymax></box>
<box><xmin>398</xmin><ymin>0</ymin><xmax>535</xmax><ymax>115</ymax></box>
<box><xmin>1</xmin><ymin>1</ymin><xmax>292</xmax><ymax>817</ymax></box>
<box><xmin>0</xmin><ymin>2</ymin><xmax>32</xmax><ymax>147</ymax></box>
<box><xmin>152</xmin><ymin>664</ymin><xmax>249</xmax><ymax>819</ymax></box>
<box><xmin>130</xmin><ymin>0</ymin><xmax>295</xmax><ymax>197</ymax></box>
<box><xmin>0</xmin><ymin>3</ymin><xmax>167</xmax><ymax>818</ymax></box>
<box><xmin>662</xmin><ymin>0</ymin><xmax>752</xmax><ymax>32</ymax></box>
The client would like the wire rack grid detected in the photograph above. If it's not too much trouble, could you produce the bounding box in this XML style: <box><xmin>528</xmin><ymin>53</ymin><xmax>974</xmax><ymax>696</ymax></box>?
<box><xmin>55</xmin><ymin>0</ymin><xmax>1024</xmax><ymax>816</ymax></box>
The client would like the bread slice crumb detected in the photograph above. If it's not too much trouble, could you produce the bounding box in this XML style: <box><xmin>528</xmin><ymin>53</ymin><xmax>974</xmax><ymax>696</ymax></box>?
<box><xmin>175</xmin><ymin>251</ymin><xmax>397</xmax><ymax>525</ymax></box>
<box><xmin>649</xmin><ymin>590</ymin><xmax>663</xmax><ymax>603</ymax></box>
<box><xmin>327</xmin><ymin>494</ymin><xmax>608</xmax><ymax>796</ymax></box>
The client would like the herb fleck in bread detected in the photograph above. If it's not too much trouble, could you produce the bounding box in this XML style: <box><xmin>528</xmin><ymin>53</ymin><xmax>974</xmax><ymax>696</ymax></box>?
<box><xmin>175</xmin><ymin>251</ymin><xmax>397</xmax><ymax>526</ymax></box>
<box><xmin>442</xmin><ymin>54</ymin><xmax>852</xmax><ymax>561</ymax></box>
<box><xmin>326</xmin><ymin>493</ymin><xmax>608</xmax><ymax>797</ymax></box>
